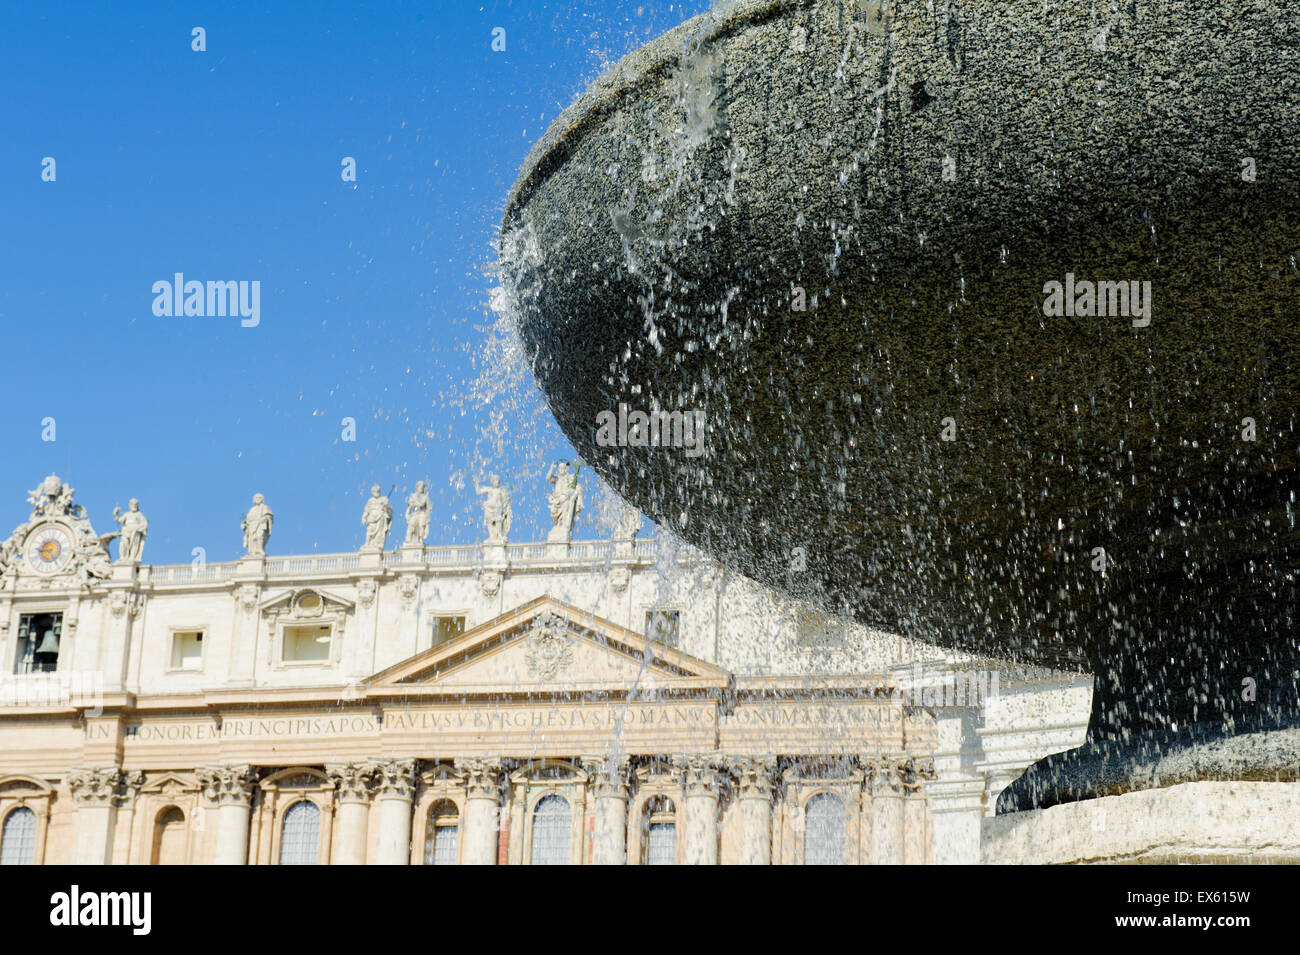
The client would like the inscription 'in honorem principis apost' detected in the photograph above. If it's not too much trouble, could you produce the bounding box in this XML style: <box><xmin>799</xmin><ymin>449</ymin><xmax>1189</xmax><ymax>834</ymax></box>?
<box><xmin>97</xmin><ymin>702</ymin><xmax>895</xmax><ymax>744</ymax></box>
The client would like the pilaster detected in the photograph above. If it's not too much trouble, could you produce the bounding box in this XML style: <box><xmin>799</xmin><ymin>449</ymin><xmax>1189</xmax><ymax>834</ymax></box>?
<box><xmin>868</xmin><ymin>759</ymin><xmax>905</xmax><ymax>865</ymax></box>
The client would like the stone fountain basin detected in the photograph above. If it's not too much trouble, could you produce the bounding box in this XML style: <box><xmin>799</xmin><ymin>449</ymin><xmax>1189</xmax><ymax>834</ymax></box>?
<box><xmin>502</xmin><ymin>0</ymin><xmax>1300</xmax><ymax>787</ymax></box>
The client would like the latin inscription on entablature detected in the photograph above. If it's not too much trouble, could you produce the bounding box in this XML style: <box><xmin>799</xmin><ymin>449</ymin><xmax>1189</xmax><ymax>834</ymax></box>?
<box><xmin>722</xmin><ymin>702</ymin><xmax>905</xmax><ymax>751</ymax></box>
<box><xmin>221</xmin><ymin>715</ymin><xmax>380</xmax><ymax>738</ymax></box>
<box><xmin>101</xmin><ymin>703</ymin><xmax>717</xmax><ymax>747</ymax></box>
<box><xmin>109</xmin><ymin>716</ymin><xmax>381</xmax><ymax>746</ymax></box>
<box><xmin>124</xmin><ymin>721</ymin><xmax>221</xmax><ymax>743</ymax></box>
<box><xmin>90</xmin><ymin>702</ymin><xmax>905</xmax><ymax>755</ymax></box>
<box><xmin>381</xmin><ymin>702</ymin><xmax>712</xmax><ymax>734</ymax></box>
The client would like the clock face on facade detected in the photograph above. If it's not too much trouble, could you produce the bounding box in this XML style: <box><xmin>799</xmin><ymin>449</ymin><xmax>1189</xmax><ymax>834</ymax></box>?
<box><xmin>25</xmin><ymin>524</ymin><xmax>75</xmax><ymax>575</ymax></box>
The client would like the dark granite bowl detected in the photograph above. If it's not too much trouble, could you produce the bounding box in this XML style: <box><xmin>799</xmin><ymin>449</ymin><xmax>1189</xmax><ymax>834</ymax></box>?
<box><xmin>502</xmin><ymin>0</ymin><xmax>1300</xmax><ymax>806</ymax></box>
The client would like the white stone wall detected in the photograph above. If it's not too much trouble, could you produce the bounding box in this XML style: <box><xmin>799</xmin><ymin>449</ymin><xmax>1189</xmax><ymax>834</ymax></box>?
<box><xmin>0</xmin><ymin>535</ymin><xmax>1095</xmax><ymax>864</ymax></box>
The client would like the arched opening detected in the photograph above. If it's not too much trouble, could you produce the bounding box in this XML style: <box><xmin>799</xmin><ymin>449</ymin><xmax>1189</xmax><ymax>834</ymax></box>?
<box><xmin>423</xmin><ymin>800</ymin><xmax>460</xmax><ymax>865</ymax></box>
<box><xmin>279</xmin><ymin>800</ymin><xmax>322</xmax><ymax>865</ymax></box>
<box><xmin>641</xmin><ymin>795</ymin><xmax>677</xmax><ymax>866</ymax></box>
<box><xmin>151</xmin><ymin>806</ymin><xmax>187</xmax><ymax>865</ymax></box>
<box><xmin>803</xmin><ymin>792</ymin><xmax>847</xmax><ymax>865</ymax></box>
<box><xmin>529</xmin><ymin>794</ymin><xmax>571</xmax><ymax>865</ymax></box>
<box><xmin>0</xmin><ymin>807</ymin><xmax>36</xmax><ymax>865</ymax></box>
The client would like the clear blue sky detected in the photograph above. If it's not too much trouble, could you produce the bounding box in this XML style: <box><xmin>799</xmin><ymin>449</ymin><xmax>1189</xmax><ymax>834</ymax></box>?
<box><xmin>1</xmin><ymin>0</ymin><xmax>711</xmax><ymax>564</ymax></box>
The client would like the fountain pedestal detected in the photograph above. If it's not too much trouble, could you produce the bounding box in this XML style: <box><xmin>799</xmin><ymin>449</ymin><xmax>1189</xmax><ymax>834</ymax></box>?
<box><xmin>985</xmin><ymin>782</ymin><xmax>1300</xmax><ymax>864</ymax></box>
<box><xmin>999</xmin><ymin>569</ymin><xmax>1300</xmax><ymax>813</ymax></box>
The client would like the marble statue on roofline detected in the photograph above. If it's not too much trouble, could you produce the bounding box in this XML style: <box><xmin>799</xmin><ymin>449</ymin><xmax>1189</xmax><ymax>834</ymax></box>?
<box><xmin>242</xmin><ymin>494</ymin><xmax>273</xmax><ymax>556</ymax></box>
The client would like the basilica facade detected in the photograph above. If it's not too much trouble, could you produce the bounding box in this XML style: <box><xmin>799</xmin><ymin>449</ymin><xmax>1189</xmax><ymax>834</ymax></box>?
<box><xmin>0</xmin><ymin>474</ymin><xmax>1088</xmax><ymax>864</ymax></box>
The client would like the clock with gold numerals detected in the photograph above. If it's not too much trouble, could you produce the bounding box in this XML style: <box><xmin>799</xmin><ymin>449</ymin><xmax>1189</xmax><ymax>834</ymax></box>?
<box><xmin>25</xmin><ymin>524</ymin><xmax>75</xmax><ymax>575</ymax></box>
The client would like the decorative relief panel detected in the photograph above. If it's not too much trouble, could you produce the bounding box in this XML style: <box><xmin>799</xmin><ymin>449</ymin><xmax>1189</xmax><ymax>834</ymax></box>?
<box><xmin>524</xmin><ymin>612</ymin><xmax>575</xmax><ymax>680</ymax></box>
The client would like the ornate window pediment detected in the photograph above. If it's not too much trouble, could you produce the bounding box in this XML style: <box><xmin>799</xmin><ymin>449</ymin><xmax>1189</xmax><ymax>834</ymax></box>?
<box><xmin>139</xmin><ymin>772</ymin><xmax>200</xmax><ymax>796</ymax></box>
<box><xmin>261</xmin><ymin>768</ymin><xmax>332</xmax><ymax>792</ymax></box>
<box><xmin>258</xmin><ymin>590</ymin><xmax>353</xmax><ymax>669</ymax></box>
<box><xmin>254</xmin><ymin>768</ymin><xmax>335</xmax><ymax>866</ymax></box>
<box><xmin>509</xmin><ymin>760</ymin><xmax>586</xmax><ymax>785</ymax></box>
<box><xmin>0</xmin><ymin>775</ymin><xmax>52</xmax><ymax>799</ymax></box>
<box><xmin>0</xmin><ymin>775</ymin><xmax>53</xmax><ymax>865</ymax></box>
<box><xmin>258</xmin><ymin>588</ymin><xmax>354</xmax><ymax>618</ymax></box>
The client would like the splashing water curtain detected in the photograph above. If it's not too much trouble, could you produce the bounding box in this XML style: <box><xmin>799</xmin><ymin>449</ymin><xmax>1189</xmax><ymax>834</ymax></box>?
<box><xmin>501</xmin><ymin>0</ymin><xmax>1300</xmax><ymax>811</ymax></box>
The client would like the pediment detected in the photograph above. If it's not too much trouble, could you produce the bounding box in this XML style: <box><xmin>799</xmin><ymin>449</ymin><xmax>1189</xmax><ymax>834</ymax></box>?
<box><xmin>259</xmin><ymin>587</ymin><xmax>354</xmax><ymax>617</ymax></box>
<box><xmin>140</xmin><ymin>772</ymin><xmax>199</xmax><ymax>795</ymax></box>
<box><xmin>0</xmin><ymin>775</ymin><xmax>53</xmax><ymax>796</ymax></box>
<box><xmin>366</xmin><ymin>596</ymin><xmax>730</xmax><ymax>697</ymax></box>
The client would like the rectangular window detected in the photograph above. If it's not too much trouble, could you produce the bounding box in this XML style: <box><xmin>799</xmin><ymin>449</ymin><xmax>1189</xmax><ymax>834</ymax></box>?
<box><xmin>431</xmin><ymin>615</ymin><xmax>465</xmax><ymax>649</ymax></box>
<box><xmin>645</xmin><ymin>822</ymin><xmax>677</xmax><ymax>866</ymax></box>
<box><xmin>15</xmin><ymin>613</ymin><xmax>62</xmax><ymax>674</ymax></box>
<box><xmin>426</xmin><ymin>821</ymin><xmax>459</xmax><ymax>865</ymax></box>
<box><xmin>282</xmin><ymin>624</ymin><xmax>332</xmax><ymax>664</ymax></box>
<box><xmin>170</xmin><ymin>631</ymin><xmax>204</xmax><ymax>671</ymax></box>
<box><xmin>645</xmin><ymin>610</ymin><xmax>680</xmax><ymax>648</ymax></box>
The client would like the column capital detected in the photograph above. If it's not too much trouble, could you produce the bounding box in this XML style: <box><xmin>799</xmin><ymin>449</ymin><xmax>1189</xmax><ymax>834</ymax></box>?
<box><xmin>197</xmin><ymin>764</ymin><xmax>258</xmax><ymax>807</ymax></box>
<box><xmin>729</xmin><ymin>756</ymin><xmax>779</xmax><ymax>799</ymax></box>
<box><xmin>326</xmin><ymin>761</ymin><xmax>378</xmax><ymax>804</ymax></box>
<box><xmin>581</xmin><ymin>755</ymin><xmax>631</xmax><ymax>798</ymax></box>
<box><xmin>119</xmin><ymin>769</ymin><xmax>146</xmax><ymax>806</ymax></box>
<box><xmin>373</xmin><ymin>759</ymin><xmax>417</xmax><ymax>801</ymax></box>
<box><xmin>454</xmin><ymin>757</ymin><xmax>506</xmax><ymax>798</ymax></box>
<box><xmin>68</xmin><ymin>767</ymin><xmax>140</xmax><ymax>808</ymax></box>
<box><xmin>866</xmin><ymin>758</ymin><xmax>911</xmax><ymax>796</ymax></box>
<box><xmin>899</xmin><ymin>756</ymin><xmax>937</xmax><ymax>794</ymax></box>
<box><xmin>674</xmin><ymin>755</ymin><xmax>726</xmax><ymax>798</ymax></box>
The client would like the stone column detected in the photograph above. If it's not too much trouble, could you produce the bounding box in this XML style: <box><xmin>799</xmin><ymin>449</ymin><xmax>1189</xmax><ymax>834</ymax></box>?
<box><xmin>456</xmin><ymin>758</ymin><xmax>504</xmax><ymax>865</ymax></box>
<box><xmin>373</xmin><ymin>760</ymin><xmax>416</xmax><ymax>865</ymax></box>
<box><xmin>678</xmin><ymin>756</ymin><xmax>723</xmax><ymax>866</ymax></box>
<box><xmin>582</xmin><ymin>756</ymin><xmax>630</xmax><ymax>865</ymax></box>
<box><xmin>869</xmin><ymin>760</ymin><xmax>905</xmax><ymax>865</ymax></box>
<box><xmin>198</xmin><ymin>764</ymin><xmax>258</xmax><ymax>865</ymax></box>
<box><xmin>327</xmin><ymin>762</ymin><xmax>376</xmax><ymax>865</ymax></box>
<box><xmin>732</xmin><ymin>757</ymin><xmax>777</xmax><ymax>865</ymax></box>
<box><xmin>900</xmin><ymin>758</ymin><xmax>936</xmax><ymax>865</ymax></box>
<box><xmin>68</xmin><ymin>768</ymin><xmax>135</xmax><ymax>865</ymax></box>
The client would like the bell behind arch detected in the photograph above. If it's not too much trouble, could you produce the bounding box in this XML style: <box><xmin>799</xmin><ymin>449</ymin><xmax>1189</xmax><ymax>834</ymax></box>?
<box><xmin>34</xmin><ymin>629</ymin><xmax>60</xmax><ymax>657</ymax></box>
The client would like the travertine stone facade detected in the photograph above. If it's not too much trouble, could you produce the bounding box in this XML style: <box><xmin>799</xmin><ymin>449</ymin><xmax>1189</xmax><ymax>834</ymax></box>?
<box><xmin>0</xmin><ymin>475</ymin><xmax>1088</xmax><ymax>864</ymax></box>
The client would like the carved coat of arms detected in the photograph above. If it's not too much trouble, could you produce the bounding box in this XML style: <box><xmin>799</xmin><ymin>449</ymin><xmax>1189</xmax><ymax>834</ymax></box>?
<box><xmin>525</xmin><ymin>614</ymin><xmax>574</xmax><ymax>680</ymax></box>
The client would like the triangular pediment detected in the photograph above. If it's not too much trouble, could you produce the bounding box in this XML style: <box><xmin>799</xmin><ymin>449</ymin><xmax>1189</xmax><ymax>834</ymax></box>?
<box><xmin>140</xmin><ymin>772</ymin><xmax>199</xmax><ymax>795</ymax></box>
<box><xmin>259</xmin><ymin>587</ymin><xmax>354</xmax><ymax>616</ymax></box>
<box><xmin>365</xmin><ymin>596</ymin><xmax>731</xmax><ymax>698</ymax></box>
